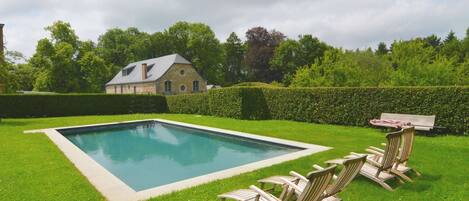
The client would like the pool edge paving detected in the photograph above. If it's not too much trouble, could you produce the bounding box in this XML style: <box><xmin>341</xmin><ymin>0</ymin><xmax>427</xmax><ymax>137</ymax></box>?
<box><xmin>25</xmin><ymin>119</ymin><xmax>331</xmax><ymax>201</ymax></box>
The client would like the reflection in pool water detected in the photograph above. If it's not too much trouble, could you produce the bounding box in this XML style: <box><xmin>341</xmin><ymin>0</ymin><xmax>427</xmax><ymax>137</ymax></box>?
<box><xmin>60</xmin><ymin>122</ymin><xmax>300</xmax><ymax>191</ymax></box>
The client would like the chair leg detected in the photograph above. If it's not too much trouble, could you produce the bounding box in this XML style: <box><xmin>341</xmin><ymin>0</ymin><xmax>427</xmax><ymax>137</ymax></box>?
<box><xmin>391</xmin><ymin>169</ymin><xmax>413</xmax><ymax>182</ymax></box>
<box><xmin>413</xmin><ymin>169</ymin><xmax>422</xmax><ymax>176</ymax></box>
<box><xmin>360</xmin><ymin>172</ymin><xmax>395</xmax><ymax>191</ymax></box>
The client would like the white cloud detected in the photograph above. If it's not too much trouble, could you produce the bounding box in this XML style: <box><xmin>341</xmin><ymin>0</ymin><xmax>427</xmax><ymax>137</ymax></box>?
<box><xmin>1</xmin><ymin>0</ymin><xmax>468</xmax><ymax>57</ymax></box>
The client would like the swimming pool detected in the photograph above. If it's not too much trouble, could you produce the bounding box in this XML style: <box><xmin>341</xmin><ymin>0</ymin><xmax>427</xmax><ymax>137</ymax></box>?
<box><xmin>60</xmin><ymin>121</ymin><xmax>300</xmax><ymax>191</ymax></box>
<box><xmin>30</xmin><ymin>119</ymin><xmax>330</xmax><ymax>201</ymax></box>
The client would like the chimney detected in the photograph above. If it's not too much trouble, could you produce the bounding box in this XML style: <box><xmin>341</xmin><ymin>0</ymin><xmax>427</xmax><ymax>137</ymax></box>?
<box><xmin>141</xmin><ymin>63</ymin><xmax>147</xmax><ymax>80</ymax></box>
<box><xmin>0</xmin><ymin>23</ymin><xmax>4</xmax><ymax>63</ymax></box>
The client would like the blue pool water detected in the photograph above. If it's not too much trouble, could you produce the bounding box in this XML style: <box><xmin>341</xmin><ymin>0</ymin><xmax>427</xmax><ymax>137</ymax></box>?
<box><xmin>60</xmin><ymin>121</ymin><xmax>300</xmax><ymax>191</ymax></box>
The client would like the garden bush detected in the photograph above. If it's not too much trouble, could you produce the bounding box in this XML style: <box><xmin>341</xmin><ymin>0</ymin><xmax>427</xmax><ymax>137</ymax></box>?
<box><xmin>166</xmin><ymin>93</ymin><xmax>210</xmax><ymax>115</ymax></box>
<box><xmin>175</xmin><ymin>86</ymin><xmax>467</xmax><ymax>134</ymax></box>
<box><xmin>261</xmin><ymin>87</ymin><xmax>468</xmax><ymax>134</ymax></box>
<box><xmin>0</xmin><ymin>94</ymin><xmax>168</xmax><ymax>118</ymax></box>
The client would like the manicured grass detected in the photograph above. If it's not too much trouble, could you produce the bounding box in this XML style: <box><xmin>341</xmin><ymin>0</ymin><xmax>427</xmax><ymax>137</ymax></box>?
<box><xmin>0</xmin><ymin>114</ymin><xmax>468</xmax><ymax>201</ymax></box>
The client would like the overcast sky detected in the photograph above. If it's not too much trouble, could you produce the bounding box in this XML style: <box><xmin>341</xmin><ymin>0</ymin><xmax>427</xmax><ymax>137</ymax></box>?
<box><xmin>2</xmin><ymin>0</ymin><xmax>469</xmax><ymax>58</ymax></box>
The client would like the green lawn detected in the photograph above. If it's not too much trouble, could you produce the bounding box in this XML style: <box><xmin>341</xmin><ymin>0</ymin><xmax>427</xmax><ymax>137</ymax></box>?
<box><xmin>1</xmin><ymin>114</ymin><xmax>468</xmax><ymax>201</ymax></box>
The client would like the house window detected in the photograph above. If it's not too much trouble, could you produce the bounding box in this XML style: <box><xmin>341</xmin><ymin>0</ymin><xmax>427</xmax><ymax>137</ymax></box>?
<box><xmin>180</xmin><ymin>69</ymin><xmax>185</xmax><ymax>76</ymax></box>
<box><xmin>180</xmin><ymin>85</ymin><xmax>186</xmax><ymax>92</ymax></box>
<box><xmin>164</xmin><ymin>81</ymin><xmax>172</xmax><ymax>93</ymax></box>
<box><xmin>133</xmin><ymin>86</ymin><xmax>136</xmax><ymax>94</ymax></box>
<box><xmin>122</xmin><ymin>66</ymin><xmax>135</xmax><ymax>76</ymax></box>
<box><xmin>193</xmin><ymin>80</ymin><xmax>199</xmax><ymax>92</ymax></box>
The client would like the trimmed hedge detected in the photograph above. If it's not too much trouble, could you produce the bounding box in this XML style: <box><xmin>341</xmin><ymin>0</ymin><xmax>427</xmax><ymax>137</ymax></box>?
<box><xmin>0</xmin><ymin>94</ymin><xmax>168</xmax><ymax>118</ymax></box>
<box><xmin>168</xmin><ymin>86</ymin><xmax>468</xmax><ymax>134</ymax></box>
<box><xmin>260</xmin><ymin>87</ymin><xmax>468</xmax><ymax>134</ymax></box>
<box><xmin>2</xmin><ymin>86</ymin><xmax>467</xmax><ymax>134</ymax></box>
<box><xmin>166</xmin><ymin>93</ymin><xmax>210</xmax><ymax>115</ymax></box>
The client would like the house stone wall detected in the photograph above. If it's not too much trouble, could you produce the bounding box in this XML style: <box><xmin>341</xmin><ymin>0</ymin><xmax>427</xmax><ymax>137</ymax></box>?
<box><xmin>105</xmin><ymin>82</ymin><xmax>156</xmax><ymax>94</ymax></box>
<box><xmin>155</xmin><ymin>63</ymin><xmax>207</xmax><ymax>95</ymax></box>
<box><xmin>105</xmin><ymin>63</ymin><xmax>206</xmax><ymax>95</ymax></box>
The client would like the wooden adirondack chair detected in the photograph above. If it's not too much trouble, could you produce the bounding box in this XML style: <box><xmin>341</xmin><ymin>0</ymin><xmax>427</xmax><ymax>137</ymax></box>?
<box><xmin>256</xmin><ymin>156</ymin><xmax>366</xmax><ymax>201</ymax></box>
<box><xmin>368</xmin><ymin>126</ymin><xmax>421</xmax><ymax>182</ymax></box>
<box><xmin>327</xmin><ymin>130</ymin><xmax>403</xmax><ymax>191</ymax></box>
<box><xmin>218</xmin><ymin>165</ymin><xmax>337</xmax><ymax>201</ymax></box>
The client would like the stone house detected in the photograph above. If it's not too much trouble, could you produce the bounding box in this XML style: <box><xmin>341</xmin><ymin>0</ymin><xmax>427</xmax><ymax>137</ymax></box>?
<box><xmin>105</xmin><ymin>54</ymin><xmax>206</xmax><ymax>95</ymax></box>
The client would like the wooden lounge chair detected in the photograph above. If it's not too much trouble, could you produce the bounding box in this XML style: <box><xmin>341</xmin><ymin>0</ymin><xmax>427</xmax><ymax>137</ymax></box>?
<box><xmin>218</xmin><ymin>165</ymin><xmax>337</xmax><ymax>201</ymax></box>
<box><xmin>368</xmin><ymin>126</ymin><xmax>421</xmax><ymax>182</ymax></box>
<box><xmin>327</xmin><ymin>130</ymin><xmax>403</xmax><ymax>191</ymax></box>
<box><xmin>256</xmin><ymin>156</ymin><xmax>366</xmax><ymax>201</ymax></box>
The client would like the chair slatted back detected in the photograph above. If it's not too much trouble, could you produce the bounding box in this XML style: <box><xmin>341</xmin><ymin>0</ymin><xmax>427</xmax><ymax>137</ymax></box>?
<box><xmin>297</xmin><ymin>165</ymin><xmax>336</xmax><ymax>201</ymax></box>
<box><xmin>380</xmin><ymin>130</ymin><xmax>402</xmax><ymax>170</ymax></box>
<box><xmin>323</xmin><ymin>156</ymin><xmax>366</xmax><ymax>197</ymax></box>
<box><xmin>398</xmin><ymin>126</ymin><xmax>415</xmax><ymax>164</ymax></box>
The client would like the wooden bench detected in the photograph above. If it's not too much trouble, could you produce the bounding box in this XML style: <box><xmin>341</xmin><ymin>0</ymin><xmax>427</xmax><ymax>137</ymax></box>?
<box><xmin>377</xmin><ymin>113</ymin><xmax>437</xmax><ymax>131</ymax></box>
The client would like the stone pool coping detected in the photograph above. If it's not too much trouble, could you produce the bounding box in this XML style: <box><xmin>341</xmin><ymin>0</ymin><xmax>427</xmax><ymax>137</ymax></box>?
<box><xmin>25</xmin><ymin>119</ymin><xmax>331</xmax><ymax>201</ymax></box>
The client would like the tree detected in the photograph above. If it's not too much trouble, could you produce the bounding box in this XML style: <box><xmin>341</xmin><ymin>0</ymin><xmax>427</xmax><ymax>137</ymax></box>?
<box><xmin>424</xmin><ymin>34</ymin><xmax>441</xmax><ymax>49</ymax></box>
<box><xmin>440</xmin><ymin>30</ymin><xmax>462</xmax><ymax>61</ymax></box>
<box><xmin>461</xmin><ymin>27</ymin><xmax>469</xmax><ymax>59</ymax></box>
<box><xmin>222</xmin><ymin>32</ymin><xmax>246</xmax><ymax>85</ymax></box>
<box><xmin>270</xmin><ymin>35</ymin><xmax>329</xmax><ymax>85</ymax></box>
<box><xmin>163</xmin><ymin>22</ymin><xmax>224</xmax><ymax>84</ymax></box>
<box><xmin>444</xmin><ymin>30</ymin><xmax>457</xmax><ymax>43</ymax></box>
<box><xmin>78</xmin><ymin>52</ymin><xmax>110</xmax><ymax>92</ymax></box>
<box><xmin>376</xmin><ymin>42</ymin><xmax>389</xmax><ymax>55</ymax></box>
<box><xmin>270</xmin><ymin>39</ymin><xmax>301</xmax><ymax>84</ymax></box>
<box><xmin>290</xmin><ymin>49</ymin><xmax>391</xmax><ymax>87</ymax></box>
<box><xmin>389</xmin><ymin>40</ymin><xmax>459</xmax><ymax>86</ymax></box>
<box><xmin>29</xmin><ymin>21</ymin><xmax>109</xmax><ymax>92</ymax></box>
<box><xmin>97</xmin><ymin>28</ymin><xmax>150</xmax><ymax>74</ymax></box>
<box><xmin>245</xmin><ymin>27</ymin><xmax>285</xmax><ymax>82</ymax></box>
<box><xmin>45</xmin><ymin>21</ymin><xmax>79</xmax><ymax>49</ymax></box>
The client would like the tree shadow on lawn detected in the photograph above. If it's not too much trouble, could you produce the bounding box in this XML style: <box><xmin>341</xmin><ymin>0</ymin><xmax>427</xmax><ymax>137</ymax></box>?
<box><xmin>0</xmin><ymin>119</ymin><xmax>31</xmax><ymax>127</ymax></box>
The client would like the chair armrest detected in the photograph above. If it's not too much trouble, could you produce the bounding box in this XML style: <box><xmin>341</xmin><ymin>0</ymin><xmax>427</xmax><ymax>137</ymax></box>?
<box><xmin>325</xmin><ymin>158</ymin><xmax>346</xmax><ymax>165</ymax></box>
<box><xmin>279</xmin><ymin>177</ymin><xmax>304</xmax><ymax>193</ymax></box>
<box><xmin>368</xmin><ymin>146</ymin><xmax>385</xmax><ymax>153</ymax></box>
<box><xmin>366</xmin><ymin>157</ymin><xmax>382</xmax><ymax>168</ymax></box>
<box><xmin>365</xmin><ymin>149</ymin><xmax>384</xmax><ymax>156</ymax></box>
<box><xmin>312</xmin><ymin>165</ymin><xmax>338</xmax><ymax>180</ymax></box>
<box><xmin>350</xmin><ymin>152</ymin><xmax>368</xmax><ymax>157</ymax></box>
<box><xmin>249</xmin><ymin>185</ymin><xmax>281</xmax><ymax>201</ymax></box>
<box><xmin>290</xmin><ymin>171</ymin><xmax>309</xmax><ymax>183</ymax></box>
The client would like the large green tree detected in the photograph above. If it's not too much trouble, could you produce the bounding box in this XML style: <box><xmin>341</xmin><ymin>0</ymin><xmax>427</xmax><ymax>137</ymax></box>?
<box><xmin>291</xmin><ymin>49</ymin><xmax>391</xmax><ymax>87</ymax></box>
<box><xmin>270</xmin><ymin>35</ymin><xmax>329</xmax><ymax>84</ymax></box>
<box><xmin>97</xmin><ymin>27</ymin><xmax>152</xmax><ymax>75</ymax></box>
<box><xmin>163</xmin><ymin>22</ymin><xmax>224</xmax><ymax>84</ymax></box>
<box><xmin>30</xmin><ymin>21</ymin><xmax>110</xmax><ymax>92</ymax></box>
<box><xmin>222</xmin><ymin>32</ymin><xmax>246</xmax><ymax>85</ymax></box>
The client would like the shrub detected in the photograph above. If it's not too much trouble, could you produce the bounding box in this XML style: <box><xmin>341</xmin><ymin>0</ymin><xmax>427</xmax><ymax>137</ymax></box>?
<box><xmin>208</xmin><ymin>88</ymin><xmax>243</xmax><ymax>118</ymax></box>
<box><xmin>0</xmin><ymin>94</ymin><xmax>168</xmax><ymax>118</ymax></box>
<box><xmin>178</xmin><ymin>86</ymin><xmax>468</xmax><ymax>134</ymax></box>
<box><xmin>261</xmin><ymin>86</ymin><xmax>468</xmax><ymax>134</ymax></box>
<box><xmin>167</xmin><ymin>93</ymin><xmax>210</xmax><ymax>115</ymax></box>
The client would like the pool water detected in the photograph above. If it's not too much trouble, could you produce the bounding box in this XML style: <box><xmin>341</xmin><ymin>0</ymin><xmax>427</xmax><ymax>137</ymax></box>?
<box><xmin>60</xmin><ymin>121</ymin><xmax>300</xmax><ymax>191</ymax></box>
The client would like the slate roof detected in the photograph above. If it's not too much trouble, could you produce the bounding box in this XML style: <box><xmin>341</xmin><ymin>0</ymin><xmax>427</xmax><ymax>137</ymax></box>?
<box><xmin>106</xmin><ymin>54</ymin><xmax>191</xmax><ymax>85</ymax></box>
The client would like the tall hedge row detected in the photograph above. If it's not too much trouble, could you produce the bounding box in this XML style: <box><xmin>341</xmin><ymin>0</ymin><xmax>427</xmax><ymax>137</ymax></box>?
<box><xmin>166</xmin><ymin>93</ymin><xmax>210</xmax><ymax>115</ymax></box>
<box><xmin>1</xmin><ymin>86</ymin><xmax>466</xmax><ymax>134</ymax></box>
<box><xmin>168</xmin><ymin>86</ymin><xmax>468</xmax><ymax>134</ymax></box>
<box><xmin>0</xmin><ymin>94</ymin><xmax>168</xmax><ymax>118</ymax></box>
<box><xmin>260</xmin><ymin>87</ymin><xmax>468</xmax><ymax>134</ymax></box>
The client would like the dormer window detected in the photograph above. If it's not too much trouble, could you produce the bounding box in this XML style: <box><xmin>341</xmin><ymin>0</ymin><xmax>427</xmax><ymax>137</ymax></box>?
<box><xmin>122</xmin><ymin>66</ymin><xmax>135</xmax><ymax>76</ymax></box>
<box><xmin>146</xmin><ymin>64</ymin><xmax>154</xmax><ymax>72</ymax></box>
